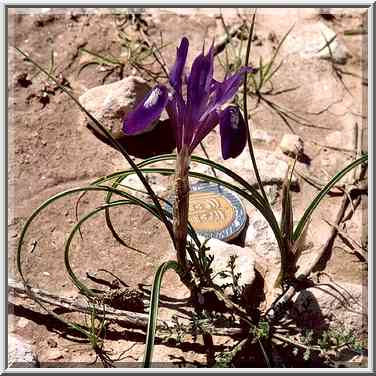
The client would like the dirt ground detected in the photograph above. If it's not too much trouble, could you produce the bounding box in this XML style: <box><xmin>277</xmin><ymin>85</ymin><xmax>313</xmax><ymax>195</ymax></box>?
<box><xmin>7</xmin><ymin>8</ymin><xmax>368</xmax><ymax>368</ymax></box>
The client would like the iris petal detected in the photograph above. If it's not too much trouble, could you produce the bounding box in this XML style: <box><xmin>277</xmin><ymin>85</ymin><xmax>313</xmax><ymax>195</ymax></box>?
<box><xmin>169</xmin><ymin>37</ymin><xmax>189</xmax><ymax>93</ymax></box>
<box><xmin>187</xmin><ymin>46</ymin><xmax>214</xmax><ymax>110</ymax></box>
<box><xmin>213</xmin><ymin>66</ymin><xmax>253</xmax><ymax>108</ymax></box>
<box><xmin>166</xmin><ymin>94</ymin><xmax>184</xmax><ymax>151</ymax></box>
<box><xmin>219</xmin><ymin>106</ymin><xmax>247</xmax><ymax>160</ymax></box>
<box><xmin>122</xmin><ymin>85</ymin><xmax>169</xmax><ymax>135</ymax></box>
<box><xmin>199</xmin><ymin>66</ymin><xmax>253</xmax><ymax>123</ymax></box>
<box><xmin>187</xmin><ymin>54</ymin><xmax>209</xmax><ymax>109</ymax></box>
<box><xmin>121</xmin><ymin>37</ymin><xmax>250</xmax><ymax>160</ymax></box>
<box><xmin>189</xmin><ymin>111</ymin><xmax>219</xmax><ymax>154</ymax></box>
<box><xmin>185</xmin><ymin>43</ymin><xmax>215</xmax><ymax>143</ymax></box>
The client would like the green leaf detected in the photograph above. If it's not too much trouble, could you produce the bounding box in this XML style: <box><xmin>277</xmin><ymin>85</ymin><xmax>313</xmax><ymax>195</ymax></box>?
<box><xmin>293</xmin><ymin>153</ymin><xmax>368</xmax><ymax>241</ymax></box>
<box><xmin>242</xmin><ymin>12</ymin><xmax>271</xmax><ymax>207</ymax></box>
<box><xmin>143</xmin><ymin>261</ymin><xmax>180</xmax><ymax>367</ymax></box>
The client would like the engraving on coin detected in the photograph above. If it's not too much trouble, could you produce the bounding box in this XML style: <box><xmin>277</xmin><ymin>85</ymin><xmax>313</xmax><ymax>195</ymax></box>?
<box><xmin>165</xmin><ymin>182</ymin><xmax>247</xmax><ymax>241</ymax></box>
<box><xmin>188</xmin><ymin>191</ymin><xmax>235</xmax><ymax>232</ymax></box>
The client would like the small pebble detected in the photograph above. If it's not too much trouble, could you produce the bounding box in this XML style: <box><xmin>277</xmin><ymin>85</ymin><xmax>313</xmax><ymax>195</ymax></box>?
<box><xmin>279</xmin><ymin>134</ymin><xmax>304</xmax><ymax>157</ymax></box>
<box><xmin>17</xmin><ymin>317</ymin><xmax>29</xmax><ymax>328</ymax></box>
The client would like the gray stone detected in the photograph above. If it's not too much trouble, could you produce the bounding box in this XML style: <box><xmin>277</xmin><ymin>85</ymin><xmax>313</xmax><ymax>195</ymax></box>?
<box><xmin>8</xmin><ymin>335</ymin><xmax>38</xmax><ymax>368</ymax></box>
<box><xmin>279</xmin><ymin>134</ymin><xmax>304</xmax><ymax>157</ymax></box>
<box><xmin>203</xmin><ymin>238</ymin><xmax>256</xmax><ymax>296</ymax></box>
<box><xmin>78</xmin><ymin>76</ymin><xmax>155</xmax><ymax>139</ymax></box>
<box><xmin>290</xmin><ymin>282</ymin><xmax>366</xmax><ymax>335</ymax></box>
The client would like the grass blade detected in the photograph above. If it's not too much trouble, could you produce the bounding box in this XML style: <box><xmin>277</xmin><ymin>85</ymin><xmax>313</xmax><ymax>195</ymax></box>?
<box><xmin>242</xmin><ymin>12</ymin><xmax>270</xmax><ymax>206</ymax></box>
<box><xmin>79</xmin><ymin>47</ymin><xmax>123</xmax><ymax>65</ymax></box>
<box><xmin>143</xmin><ymin>260</ymin><xmax>180</xmax><ymax>367</ymax></box>
<box><xmin>293</xmin><ymin>153</ymin><xmax>367</xmax><ymax>241</ymax></box>
<box><xmin>263</xmin><ymin>23</ymin><xmax>295</xmax><ymax>80</ymax></box>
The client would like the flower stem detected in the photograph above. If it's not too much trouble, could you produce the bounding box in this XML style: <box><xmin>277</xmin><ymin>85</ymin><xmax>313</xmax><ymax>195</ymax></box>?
<box><xmin>173</xmin><ymin>147</ymin><xmax>192</xmax><ymax>287</ymax></box>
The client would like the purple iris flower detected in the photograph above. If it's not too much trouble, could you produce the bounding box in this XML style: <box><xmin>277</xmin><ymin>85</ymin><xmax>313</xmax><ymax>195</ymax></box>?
<box><xmin>122</xmin><ymin>37</ymin><xmax>249</xmax><ymax>160</ymax></box>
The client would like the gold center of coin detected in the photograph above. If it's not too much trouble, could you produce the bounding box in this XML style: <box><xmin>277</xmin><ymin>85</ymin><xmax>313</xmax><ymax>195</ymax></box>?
<box><xmin>188</xmin><ymin>191</ymin><xmax>235</xmax><ymax>232</ymax></box>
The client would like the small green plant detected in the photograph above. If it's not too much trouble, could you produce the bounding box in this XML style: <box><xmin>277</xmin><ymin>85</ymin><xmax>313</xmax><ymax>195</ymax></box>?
<box><xmin>217</xmin><ymin>255</ymin><xmax>243</xmax><ymax>301</ymax></box>
<box><xmin>187</xmin><ymin>239</ymin><xmax>214</xmax><ymax>287</ymax></box>
<box><xmin>317</xmin><ymin>330</ymin><xmax>332</xmax><ymax>352</ymax></box>
<box><xmin>300</xmin><ymin>329</ymin><xmax>314</xmax><ymax>361</ymax></box>
<box><xmin>254</xmin><ymin>320</ymin><xmax>270</xmax><ymax>340</ymax></box>
<box><xmin>285</xmin><ymin>326</ymin><xmax>366</xmax><ymax>363</ymax></box>
<box><xmin>83</xmin><ymin>303</ymin><xmax>117</xmax><ymax>368</ymax></box>
<box><xmin>78</xmin><ymin>12</ymin><xmax>169</xmax><ymax>84</ymax></box>
<box><xmin>218</xmin><ymin>11</ymin><xmax>328</xmax><ymax>133</ymax></box>
<box><xmin>323</xmin><ymin>327</ymin><xmax>365</xmax><ymax>352</ymax></box>
<box><xmin>170</xmin><ymin>315</ymin><xmax>185</xmax><ymax>344</ymax></box>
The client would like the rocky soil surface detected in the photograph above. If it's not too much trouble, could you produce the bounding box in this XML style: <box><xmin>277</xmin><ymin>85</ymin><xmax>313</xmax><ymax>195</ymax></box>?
<box><xmin>8</xmin><ymin>7</ymin><xmax>368</xmax><ymax>368</ymax></box>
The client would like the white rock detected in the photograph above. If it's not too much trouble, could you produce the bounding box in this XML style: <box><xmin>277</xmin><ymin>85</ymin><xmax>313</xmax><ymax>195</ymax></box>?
<box><xmin>322</xmin><ymin>115</ymin><xmax>358</xmax><ymax>182</ymax></box>
<box><xmin>245</xmin><ymin>209</ymin><xmax>281</xmax><ymax>261</ymax></box>
<box><xmin>325</xmin><ymin>116</ymin><xmax>357</xmax><ymax>151</ymax></box>
<box><xmin>244</xmin><ymin>209</ymin><xmax>282</xmax><ymax>293</ymax></box>
<box><xmin>119</xmin><ymin>174</ymin><xmax>169</xmax><ymax>197</ymax></box>
<box><xmin>79</xmin><ymin>76</ymin><xmax>153</xmax><ymax>139</ymax></box>
<box><xmin>290</xmin><ymin>282</ymin><xmax>365</xmax><ymax>335</ymax></box>
<box><xmin>220</xmin><ymin>149</ymin><xmax>298</xmax><ymax>188</ymax></box>
<box><xmin>284</xmin><ymin>21</ymin><xmax>351</xmax><ymax>64</ymax></box>
<box><xmin>279</xmin><ymin>134</ymin><xmax>304</xmax><ymax>157</ymax></box>
<box><xmin>8</xmin><ymin>335</ymin><xmax>38</xmax><ymax>368</ymax></box>
<box><xmin>204</xmin><ymin>238</ymin><xmax>256</xmax><ymax>296</ymax></box>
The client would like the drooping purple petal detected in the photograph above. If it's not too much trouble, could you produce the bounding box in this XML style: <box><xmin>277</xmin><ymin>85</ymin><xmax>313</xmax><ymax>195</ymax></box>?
<box><xmin>169</xmin><ymin>37</ymin><xmax>189</xmax><ymax>94</ymax></box>
<box><xmin>219</xmin><ymin>106</ymin><xmax>247</xmax><ymax>160</ymax></box>
<box><xmin>122</xmin><ymin>85</ymin><xmax>169</xmax><ymax>135</ymax></box>
<box><xmin>189</xmin><ymin>110</ymin><xmax>219</xmax><ymax>154</ymax></box>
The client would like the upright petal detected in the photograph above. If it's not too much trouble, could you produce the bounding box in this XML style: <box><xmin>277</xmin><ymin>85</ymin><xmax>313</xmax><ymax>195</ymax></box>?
<box><xmin>219</xmin><ymin>106</ymin><xmax>247</xmax><ymax>160</ymax></box>
<box><xmin>169</xmin><ymin>37</ymin><xmax>189</xmax><ymax>93</ymax></box>
<box><xmin>187</xmin><ymin>45</ymin><xmax>214</xmax><ymax>113</ymax></box>
<box><xmin>122</xmin><ymin>85</ymin><xmax>169</xmax><ymax>135</ymax></box>
<box><xmin>189</xmin><ymin>110</ymin><xmax>219</xmax><ymax>154</ymax></box>
<box><xmin>213</xmin><ymin>66</ymin><xmax>253</xmax><ymax>109</ymax></box>
<box><xmin>184</xmin><ymin>43</ymin><xmax>215</xmax><ymax>143</ymax></box>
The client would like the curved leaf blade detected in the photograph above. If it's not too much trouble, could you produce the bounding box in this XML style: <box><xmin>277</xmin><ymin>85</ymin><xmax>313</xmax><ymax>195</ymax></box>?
<box><xmin>143</xmin><ymin>260</ymin><xmax>180</xmax><ymax>368</ymax></box>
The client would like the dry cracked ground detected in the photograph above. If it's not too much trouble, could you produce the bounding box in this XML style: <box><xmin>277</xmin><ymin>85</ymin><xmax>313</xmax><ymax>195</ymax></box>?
<box><xmin>7</xmin><ymin>7</ymin><xmax>368</xmax><ymax>368</ymax></box>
